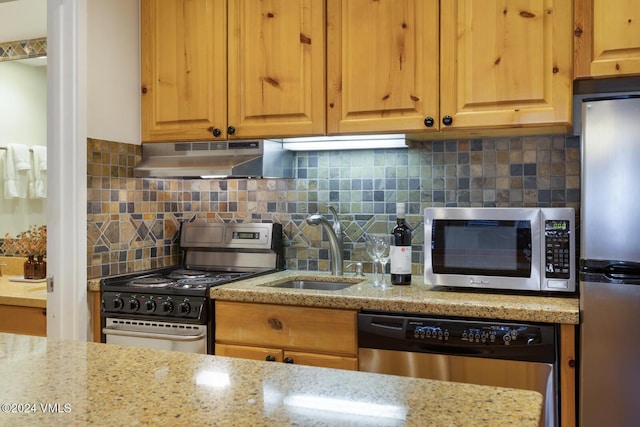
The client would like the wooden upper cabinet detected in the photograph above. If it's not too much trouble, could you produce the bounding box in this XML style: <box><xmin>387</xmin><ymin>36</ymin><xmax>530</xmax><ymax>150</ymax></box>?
<box><xmin>327</xmin><ymin>0</ymin><xmax>439</xmax><ymax>134</ymax></box>
<box><xmin>575</xmin><ymin>0</ymin><xmax>640</xmax><ymax>78</ymax></box>
<box><xmin>439</xmin><ymin>0</ymin><xmax>572</xmax><ymax>131</ymax></box>
<box><xmin>141</xmin><ymin>0</ymin><xmax>325</xmax><ymax>142</ymax></box>
<box><xmin>227</xmin><ymin>0</ymin><xmax>326</xmax><ymax>138</ymax></box>
<box><xmin>141</xmin><ymin>0</ymin><xmax>227</xmax><ymax>142</ymax></box>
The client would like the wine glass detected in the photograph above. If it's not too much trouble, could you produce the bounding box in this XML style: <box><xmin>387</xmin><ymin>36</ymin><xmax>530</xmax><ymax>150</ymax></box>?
<box><xmin>364</xmin><ymin>233</ymin><xmax>381</xmax><ymax>285</ymax></box>
<box><xmin>368</xmin><ymin>233</ymin><xmax>392</xmax><ymax>288</ymax></box>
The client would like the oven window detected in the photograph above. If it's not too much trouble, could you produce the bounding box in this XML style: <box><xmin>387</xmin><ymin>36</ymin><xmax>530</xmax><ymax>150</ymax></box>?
<box><xmin>431</xmin><ymin>220</ymin><xmax>532</xmax><ymax>277</ymax></box>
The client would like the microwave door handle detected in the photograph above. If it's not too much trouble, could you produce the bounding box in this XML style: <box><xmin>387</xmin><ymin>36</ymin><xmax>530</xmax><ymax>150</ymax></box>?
<box><xmin>102</xmin><ymin>327</ymin><xmax>206</xmax><ymax>342</ymax></box>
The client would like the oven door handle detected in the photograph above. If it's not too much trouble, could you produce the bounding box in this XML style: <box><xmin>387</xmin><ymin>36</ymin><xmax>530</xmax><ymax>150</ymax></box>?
<box><xmin>102</xmin><ymin>327</ymin><xmax>206</xmax><ymax>342</ymax></box>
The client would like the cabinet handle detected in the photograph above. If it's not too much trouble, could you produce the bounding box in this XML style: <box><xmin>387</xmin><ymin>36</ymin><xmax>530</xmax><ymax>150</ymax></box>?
<box><xmin>265</xmin><ymin>355</ymin><xmax>276</xmax><ymax>362</ymax></box>
<box><xmin>284</xmin><ymin>357</ymin><xmax>294</xmax><ymax>364</ymax></box>
<box><xmin>212</xmin><ymin>128</ymin><xmax>222</xmax><ymax>137</ymax></box>
<box><xmin>141</xmin><ymin>86</ymin><xmax>147</xmax><ymax>94</ymax></box>
<box><xmin>227</xmin><ymin>126</ymin><xmax>236</xmax><ymax>135</ymax></box>
<box><xmin>424</xmin><ymin>117</ymin><xmax>435</xmax><ymax>127</ymax></box>
<box><xmin>442</xmin><ymin>115</ymin><xmax>453</xmax><ymax>126</ymax></box>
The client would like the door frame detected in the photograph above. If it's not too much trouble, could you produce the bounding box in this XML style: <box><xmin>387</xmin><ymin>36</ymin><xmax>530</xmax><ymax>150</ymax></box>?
<box><xmin>46</xmin><ymin>0</ymin><xmax>88</xmax><ymax>340</ymax></box>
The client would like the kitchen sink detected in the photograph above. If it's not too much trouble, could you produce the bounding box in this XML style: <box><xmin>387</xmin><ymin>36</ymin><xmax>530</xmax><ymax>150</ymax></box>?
<box><xmin>263</xmin><ymin>278</ymin><xmax>361</xmax><ymax>291</ymax></box>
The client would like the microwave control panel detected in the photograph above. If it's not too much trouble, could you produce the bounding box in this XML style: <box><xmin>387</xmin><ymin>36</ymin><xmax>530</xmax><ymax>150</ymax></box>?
<box><xmin>544</xmin><ymin>219</ymin><xmax>571</xmax><ymax>279</ymax></box>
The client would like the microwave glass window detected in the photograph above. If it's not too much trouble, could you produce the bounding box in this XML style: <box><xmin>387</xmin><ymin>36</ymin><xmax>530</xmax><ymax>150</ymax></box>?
<box><xmin>432</xmin><ymin>220</ymin><xmax>533</xmax><ymax>277</ymax></box>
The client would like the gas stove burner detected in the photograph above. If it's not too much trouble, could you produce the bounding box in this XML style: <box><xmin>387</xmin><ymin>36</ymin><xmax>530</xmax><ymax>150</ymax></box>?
<box><xmin>127</xmin><ymin>277</ymin><xmax>173</xmax><ymax>287</ymax></box>
<box><xmin>168</xmin><ymin>269</ymin><xmax>209</xmax><ymax>279</ymax></box>
<box><xmin>174</xmin><ymin>278</ymin><xmax>222</xmax><ymax>289</ymax></box>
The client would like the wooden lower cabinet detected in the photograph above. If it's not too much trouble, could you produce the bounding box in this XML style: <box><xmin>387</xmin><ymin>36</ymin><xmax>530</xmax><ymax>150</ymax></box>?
<box><xmin>560</xmin><ymin>324</ymin><xmax>577</xmax><ymax>427</ymax></box>
<box><xmin>0</xmin><ymin>304</ymin><xmax>46</xmax><ymax>336</ymax></box>
<box><xmin>216</xmin><ymin>343</ymin><xmax>358</xmax><ymax>370</ymax></box>
<box><xmin>90</xmin><ymin>291</ymin><xmax>102</xmax><ymax>343</ymax></box>
<box><xmin>215</xmin><ymin>301</ymin><xmax>358</xmax><ymax>370</ymax></box>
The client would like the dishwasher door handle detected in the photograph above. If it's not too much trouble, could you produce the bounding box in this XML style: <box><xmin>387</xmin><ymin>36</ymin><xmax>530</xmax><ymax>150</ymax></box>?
<box><xmin>102</xmin><ymin>327</ymin><xmax>206</xmax><ymax>342</ymax></box>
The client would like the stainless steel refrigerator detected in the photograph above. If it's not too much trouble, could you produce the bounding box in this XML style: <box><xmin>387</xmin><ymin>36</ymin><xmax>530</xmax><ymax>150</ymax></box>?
<box><xmin>579</xmin><ymin>95</ymin><xmax>640</xmax><ymax>427</ymax></box>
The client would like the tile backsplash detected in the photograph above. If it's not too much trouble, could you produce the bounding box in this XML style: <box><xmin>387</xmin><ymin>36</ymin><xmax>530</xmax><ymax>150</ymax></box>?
<box><xmin>86</xmin><ymin>135</ymin><xmax>580</xmax><ymax>279</ymax></box>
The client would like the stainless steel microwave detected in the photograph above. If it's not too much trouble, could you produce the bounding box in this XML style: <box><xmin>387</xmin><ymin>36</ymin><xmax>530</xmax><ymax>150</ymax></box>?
<box><xmin>424</xmin><ymin>207</ymin><xmax>575</xmax><ymax>293</ymax></box>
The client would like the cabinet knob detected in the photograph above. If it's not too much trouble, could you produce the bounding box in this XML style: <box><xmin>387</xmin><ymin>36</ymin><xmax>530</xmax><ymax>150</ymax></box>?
<box><xmin>212</xmin><ymin>128</ymin><xmax>222</xmax><ymax>137</ymax></box>
<box><xmin>442</xmin><ymin>115</ymin><xmax>453</xmax><ymax>126</ymax></box>
<box><xmin>265</xmin><ymin>355</ymin><xmax>276</xmax><ymax>362</ymax></box>
<box><xmin>284</xmin><ymin>357</ymin><xmax>294</xmax><ymax>364</ymax></box>
<box><xmin>227</xmin><ymin>126</ymin><xmax>236</xmax><ymax>135</ymax></box>
<box><xmin>424</xmin><ymin>117</ymin><xmax>435</xmax><ymax>127</ymax></box>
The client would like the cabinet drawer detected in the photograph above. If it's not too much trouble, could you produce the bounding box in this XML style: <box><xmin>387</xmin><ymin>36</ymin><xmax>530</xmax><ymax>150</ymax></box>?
<box><xmin>284</xmin><ymin>350</ymin><xmax>358</xmax><ymax>371</ymax></box>
<box><xmin>215</xmin><ymin>301</ymin><xmax>357</xmax><ymax>355</ymax></box>
<box><xmin>216</xmin><ymin>343</ymin><xmax>284</xmax><ymax>362</ymax></box>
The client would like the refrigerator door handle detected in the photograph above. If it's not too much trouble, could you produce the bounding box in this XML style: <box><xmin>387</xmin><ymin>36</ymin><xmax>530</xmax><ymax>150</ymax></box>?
<box><xmin>604</xmin><ymin>264</ymin><xmax>640</xmax><ymax>281</ymax></box>
<box><xmin>581</xmin><ymin>260</ymin><xmax>640</xmax><ymax>282</ymax></box>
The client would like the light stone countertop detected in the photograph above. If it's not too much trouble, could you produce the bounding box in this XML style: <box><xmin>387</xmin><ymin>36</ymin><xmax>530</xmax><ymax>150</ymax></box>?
<box><xmin>0</xmin><ymin>332</ymin><xmax>543</xmax><ymax>426</ymax></box>
<box><xmin>211</xmin><ymin>270</ymin><xmax>580</xmax><ymax>324</ymax></box>
<box><xmin>0</xmin><ymin>257</ymin><xmax>47</xmax><ymax>308</ymax></box>
<box><xmin>0</xmin><ymin>276</ymin><xmax>47</xmax><ymax>308</ymax></box>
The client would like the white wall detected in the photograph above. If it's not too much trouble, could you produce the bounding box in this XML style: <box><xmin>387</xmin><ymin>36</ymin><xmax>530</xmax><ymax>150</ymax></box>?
<box><xmin>0</xmin><ymin>61</ymin><xmax>47</xmax><ymax>237</ymax></box>
<box><xmin>87</xmin><ymin>0</ymin><xmax>140</xmax><ymax>145</ymax></box>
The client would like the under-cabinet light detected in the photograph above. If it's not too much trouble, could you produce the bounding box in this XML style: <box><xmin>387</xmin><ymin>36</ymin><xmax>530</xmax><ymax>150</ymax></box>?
<box><xmin>282</xmin><ymin>134</ymin><xmax>407</xmax><ymax>151</ymax></box>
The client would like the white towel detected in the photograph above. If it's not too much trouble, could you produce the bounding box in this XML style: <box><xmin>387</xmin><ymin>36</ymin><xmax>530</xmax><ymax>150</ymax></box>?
<box><xmin>4</xmin><ymin>144</ymin><xmax>30</xmax><ymax>199</ymax></box>
<box><xmin>29</xmin><ymin>145</ymin><xmax>47</xmax><ymax>199</ymax></box>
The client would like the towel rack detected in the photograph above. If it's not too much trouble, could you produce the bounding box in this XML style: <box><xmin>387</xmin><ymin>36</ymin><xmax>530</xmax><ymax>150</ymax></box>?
<box><xmin>0</xmin><ymin>146</ymin><xmax>34</xmax><ymax>152</ymax></box>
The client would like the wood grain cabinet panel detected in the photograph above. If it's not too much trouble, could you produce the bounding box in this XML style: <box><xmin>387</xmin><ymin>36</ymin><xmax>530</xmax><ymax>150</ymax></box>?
<box><xmin>439</xmin><ymin>0</ymin><xmax>572</xmax><ymax>131</ymax></box>
<box><xmin>0</xmin><ymin>305</ymin><xmax>46</xmax><ymax>337</ymax></box>
<box><xmin>328</xmin><ymin>0</ymin><xmax>572</xmax><ymax>138</ymax></box>
<box><xmin>215</xmin><ymin>301</ymin><xmax>358</xmax><ymax>370</ymax></box>
<box><xmin>327</xmin><ymin>0</ymin><xmax>439</xmax><ymax>134</ymax></box>
<box><xmin>574</xmin><ymin>0</ymin><xmax>640</xmax><ymax>78</ymax></box>
<box><xmin>227</xmin><ymin>0</ymin><xmax>326</xmax><ymax>138</ymax></box>
<box><xmin>141</xmin><ymin>0</ymin><xmax>226</xmax><ymax>142</ymax></box>
<box><xmin>141</xmin><ymin>0</ymin><xmax>325</xmax><ymax>142</ymax></box>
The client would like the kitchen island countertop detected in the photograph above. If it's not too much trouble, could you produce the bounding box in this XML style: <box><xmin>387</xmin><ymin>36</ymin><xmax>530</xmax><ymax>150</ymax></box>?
<box><xmin>211</xmin><ymin>270</ymin><xmax>580</xmax><ymax>324</ymax></box>
<box><xmin>0</xmin><ymin>332</ymin><xmax>542</xmax><ymax>426</ymax></box>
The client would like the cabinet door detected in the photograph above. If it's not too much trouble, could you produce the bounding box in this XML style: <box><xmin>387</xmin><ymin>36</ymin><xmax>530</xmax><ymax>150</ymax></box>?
<box><xmin>284</xmin><ymin>350</ymin><xmax>358</xmax><ymax>371</ymax></box>
<box><xmin>440</xmin><ymin>0</ymin><xmax>572</xmax><ymax>130</ymax></box>
<box><xmin>227</xmin><ymin>0</ymin><xmax>326</xmax><ymax>139</ymax></box>
<box><xmin>0</xmin><ymin>305</ymin><xmax>46</xmax><ymax>336</ymax></box>
<box><xmin>216</xmin><ymin>343</ymin><xmax>284</xmax><ymax>362</ymax></box>
<box><xmin>327</xmin><ymin>0</ymin><xmax>439</xmax><ymax>134</ymax></box>
<box><xmin>141</xmin><ymin>0</ymin><xmax>227</xmax><ymax>142</ymax></box>
<box><xmin>575</xmin><ymin>0</ymin><xmax>640</xmax><ymax>78</ymax></box>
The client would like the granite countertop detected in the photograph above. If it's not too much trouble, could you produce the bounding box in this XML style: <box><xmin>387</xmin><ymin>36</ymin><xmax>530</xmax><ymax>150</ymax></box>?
<box><xmin>211</xmin><ymin>270</ymin><xmax>580</xmax><ymax>324</ymax></box>
<box><xmin>0</xmin><ymin>332</ymin><xmax>543</xmax><ymax>426</ymax></box>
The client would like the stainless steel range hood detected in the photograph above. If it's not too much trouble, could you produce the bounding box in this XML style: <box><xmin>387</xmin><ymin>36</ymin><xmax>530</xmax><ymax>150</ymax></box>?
<box><xmin>134</xmin><ymin>140</ymin><xmax>294</xmax><ymax>178</ymax></box>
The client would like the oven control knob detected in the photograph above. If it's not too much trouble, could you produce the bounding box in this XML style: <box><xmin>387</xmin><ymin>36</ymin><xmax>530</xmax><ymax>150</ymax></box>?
<box><xmin>112</xmin><ymin>298</ymin><xmax>124</xmax><ymax>311</ymax></box>
<box><xmin>145</xmin><ymin>300</ymin><xmax>156</xmax><ymax>312</ymax></box>
<box><xmin>129</xmin><ymin>299</ymin><xmax>140</xmax><ymax>312</ymax></box>
<box><xmin>162</xmin><ymin>301</ymin><xmax>174</xmax><ymax>313</ymax></box>
<box><xmin>179</xmin><ymin>302</ymin><xmax>191</xmax><ymax>315</ymax></box>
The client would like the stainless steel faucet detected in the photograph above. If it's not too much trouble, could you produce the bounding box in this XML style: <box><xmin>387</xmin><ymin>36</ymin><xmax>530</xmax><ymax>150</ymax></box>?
<box><xmin>306</xmin><ymin>206</ymin><xmax>344</xmax><ymax>275</ymax></box>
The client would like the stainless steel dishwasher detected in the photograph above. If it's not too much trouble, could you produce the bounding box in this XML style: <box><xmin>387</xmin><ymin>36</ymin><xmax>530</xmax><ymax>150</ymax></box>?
<box><xmin>358</xmin><ymin>312</ymin><xmax>558</xmax><ymax>427</ymax></box>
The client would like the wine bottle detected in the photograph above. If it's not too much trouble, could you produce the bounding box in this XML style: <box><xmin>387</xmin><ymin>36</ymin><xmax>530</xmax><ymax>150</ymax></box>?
<box><xmin>390</xmin><ymin>203</ymin><xmax>412</xmax><ymax>285</ymax></box>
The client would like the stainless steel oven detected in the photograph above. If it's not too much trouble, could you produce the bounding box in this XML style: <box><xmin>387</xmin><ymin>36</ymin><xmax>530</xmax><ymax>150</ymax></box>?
<box><xmin>358</xmin><ymin>311</ymin><xmax>558</xmax><ymax>427</ymax></box>
<box><xmin>100</xmin><ymin>222</ymin><xmax>284</xmax><ymax>354</ymax></box>
<box><xmin>103</xmin><ymin>318</ymin><xmax>208</xmax><ymax>353</ymax></box>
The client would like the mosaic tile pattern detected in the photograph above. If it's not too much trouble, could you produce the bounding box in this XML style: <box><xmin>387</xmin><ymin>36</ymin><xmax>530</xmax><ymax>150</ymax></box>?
<box><xmin>85</xmin><ymin>135</ymin><xmax>580</xmax><ymax>279</ymax></box>
<box><xmin>0</xmin><ymin>37</ymin><xmax>47</xmax><ymax>62</ymax></box>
